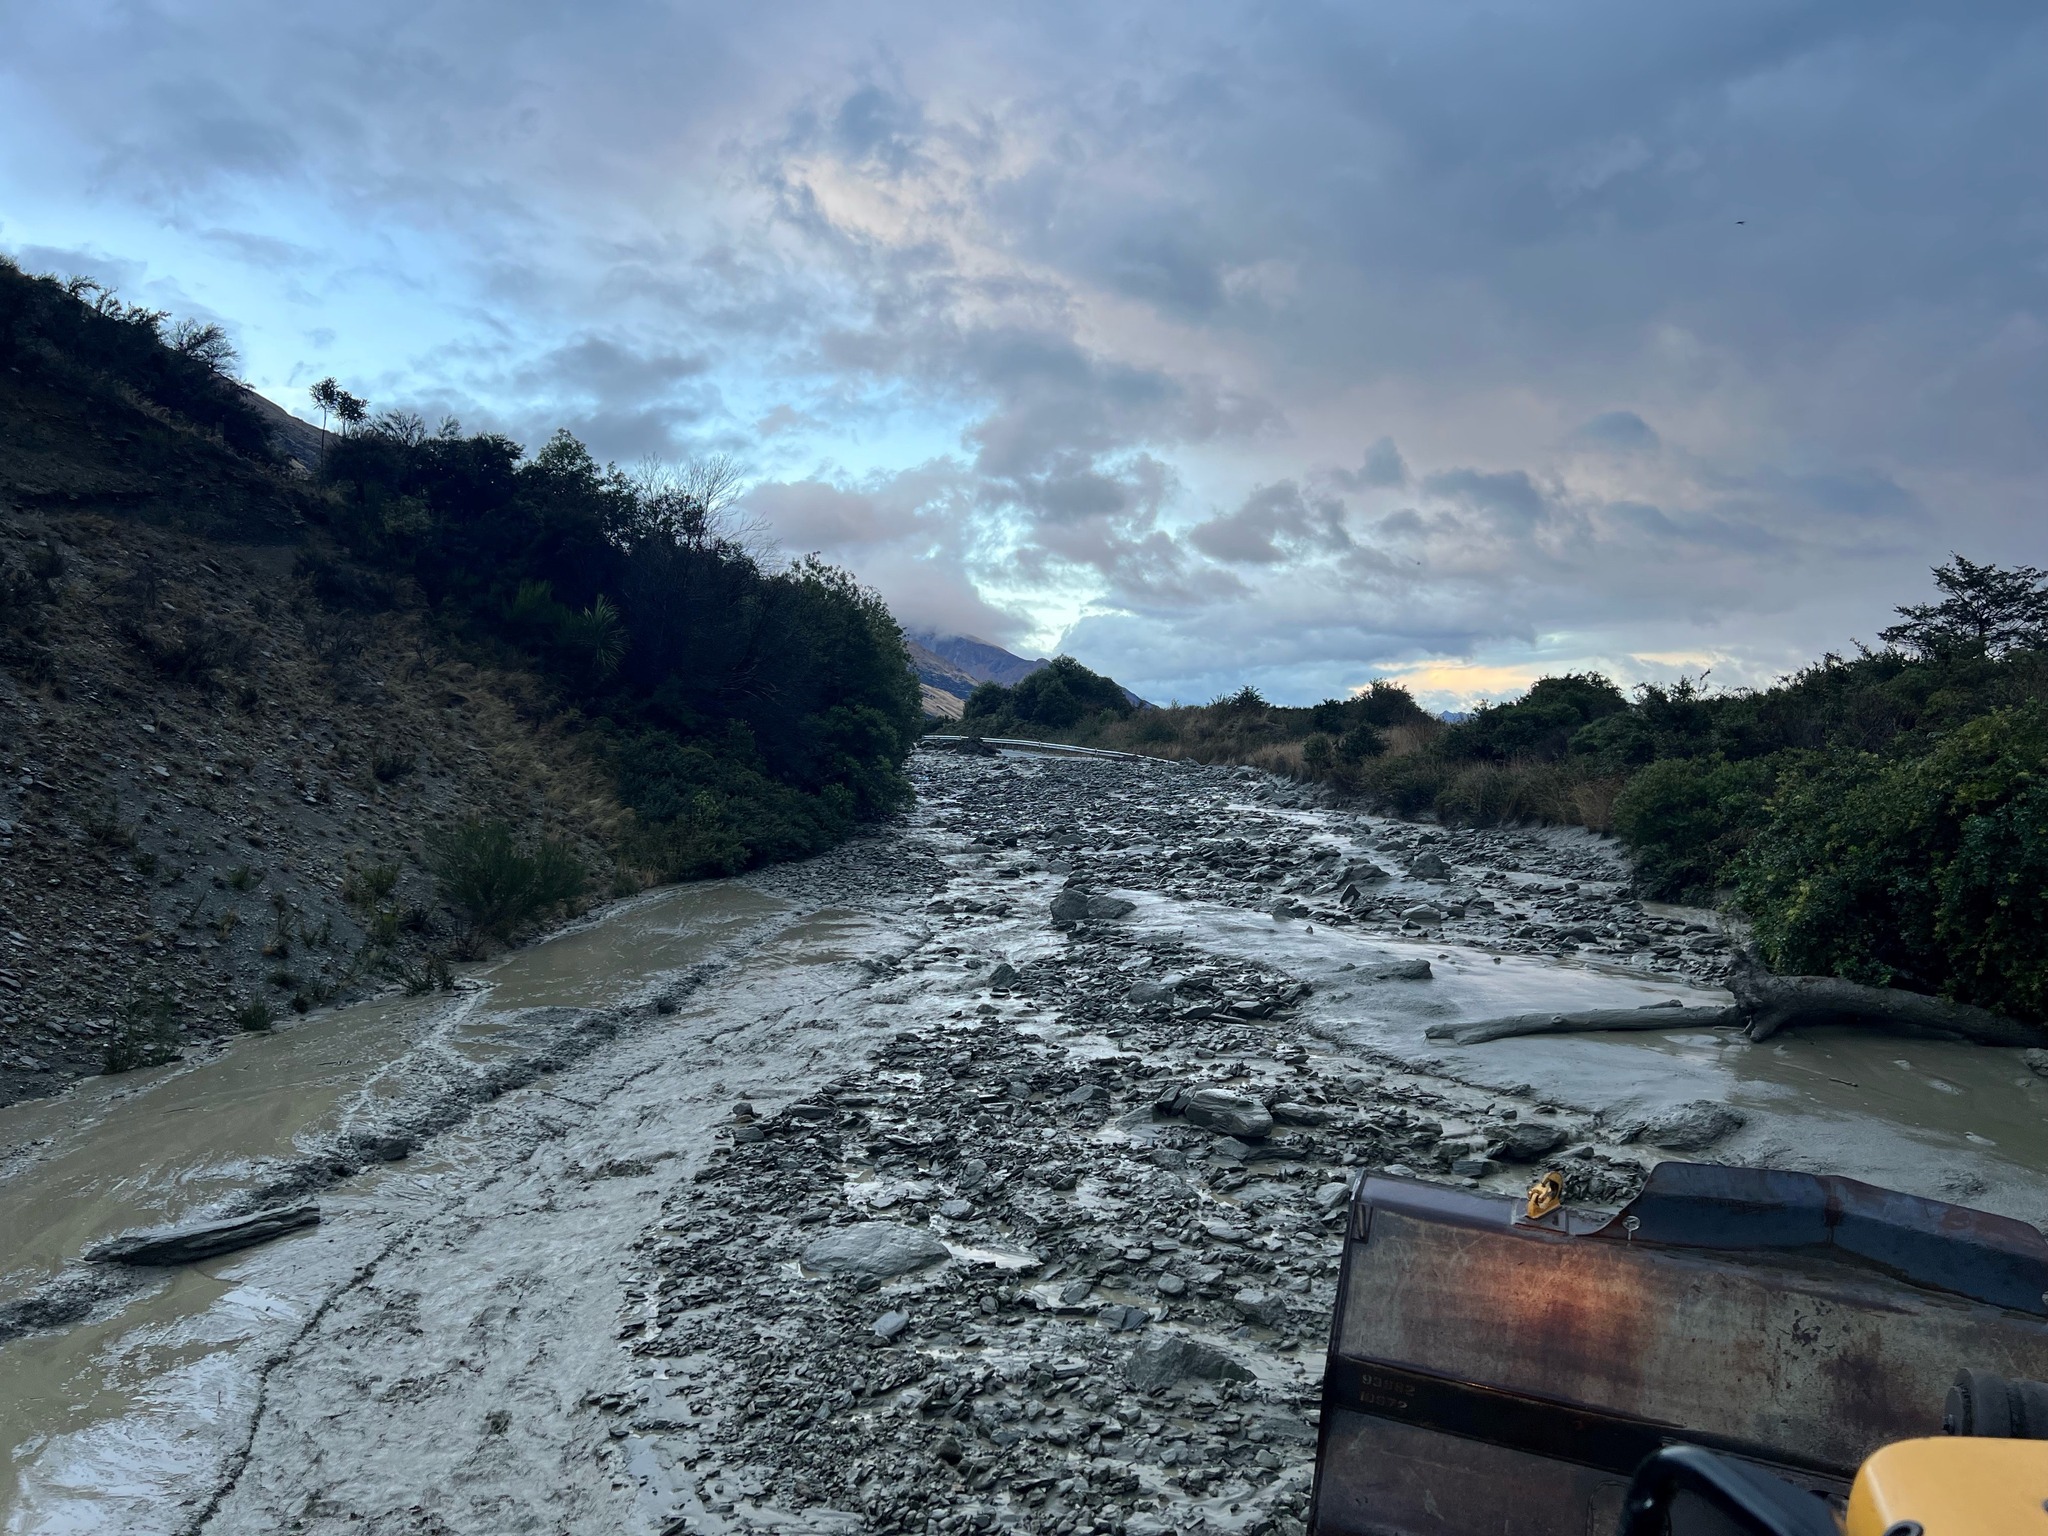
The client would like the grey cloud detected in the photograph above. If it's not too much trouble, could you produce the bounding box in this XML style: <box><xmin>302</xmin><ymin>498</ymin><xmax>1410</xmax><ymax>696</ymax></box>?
<box><xmin>1420</xmin><ymin>468</ymin><xmax>1556</xmax><ymax>531</ymax></box>
<box><xmin>517</xmin><ymin>336</ymin><xmax>712</xmax><ymax>406</ymax></box>
<box><xmin>1331</xmin><ymin>436</ymin><xmax>1409</xmax><ymax>490</ymax></box>
<box><xmin>1571</xmin><ymin>410</ymin><xmax>1660</xmax><ymax>452</ymax></box>
<box><xmin>742</xmin><ymin>470</ymin><xmax>1027</xmax><ymax>643</ymax></box>
<box><xmin>1190</xmin><ymin>480</ymin><xmax>1352</xmax><ymax>565</ymax></box>
<box><xmin>832</xmin><ymin>84</ymin><xmax>927</xmax><ymax>173</ymax></box>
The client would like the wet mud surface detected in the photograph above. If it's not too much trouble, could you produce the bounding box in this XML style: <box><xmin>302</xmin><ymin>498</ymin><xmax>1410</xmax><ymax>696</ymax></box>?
<box><xmin>4</xmin><ymin>749</ymin><xmax>2046</xmax><ymax>1535</ymax></box>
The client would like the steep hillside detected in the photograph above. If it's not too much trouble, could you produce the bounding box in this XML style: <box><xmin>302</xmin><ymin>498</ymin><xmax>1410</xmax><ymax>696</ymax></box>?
<box><xmin>0</xmin><ymin>258</ymin><xmax>921</xmax><ymax>1106</ymax></box>
<box><xmin>0</xmin><ymin>415</ymin><xmax>626</xmax><ymax>1108</ymax></box>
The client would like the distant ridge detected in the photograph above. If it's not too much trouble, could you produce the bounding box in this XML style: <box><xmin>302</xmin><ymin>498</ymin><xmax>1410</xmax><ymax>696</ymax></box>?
<box><xmin>907</xmin><ymin>630</ymin><xmax>1050</xmax><ymax>691</ymax></box>
<box><xmin>905</xmin><ymin>629</ymin><xmax>1150</xmax><ymax>710</ymax></box>
<box><xmin>904</xmin><ymin>636</ymin><xmax>991</xmax><ymax>702</ymax></box>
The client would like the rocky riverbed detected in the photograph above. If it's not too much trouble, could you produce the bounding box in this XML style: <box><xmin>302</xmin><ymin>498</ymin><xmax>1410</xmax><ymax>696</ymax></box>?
<box><xmin>5</xmin><ymin>746</ymin><xmax>2044</xmax><ymax>1536</ymax></box>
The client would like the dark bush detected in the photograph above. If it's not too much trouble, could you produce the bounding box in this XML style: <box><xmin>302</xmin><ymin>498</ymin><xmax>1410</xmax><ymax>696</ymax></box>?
<box><xmin>1336</xmin><ymin>723</ymin><xmax>1386</xmax><ymax>762</ymax></box>
<box><xmin>963</xmin><ymin>656</ymin><xmax>1133</xmax><ymax>734</ymax></box>
<box><xmin>1443</xmin><ymin>673</ymin><xmax>1629</xmax><ymax>762</ymax></box>
<box><xmin>120</xmin><ymin>616</ymin><xmax>250</xmax><ymax>686</ymax></box>
<box><xmin>296</xmin><ymin>551</ymin><xmax>398</xmax><ymax>612</ymax></box>
<box><xmin>1610</xmin><ymin>756</ymin><xmax>1778</xmax><ymax>902</ymax></box>
<box><xmin>1737</xmin><ymin>704</ymin><xmax>2048</xmax><ymax>1020</ymax></box>
<box><xmin>316</xmin><ymin>419</ymin><xmax>922</xmax><ymax>881</ymax></box>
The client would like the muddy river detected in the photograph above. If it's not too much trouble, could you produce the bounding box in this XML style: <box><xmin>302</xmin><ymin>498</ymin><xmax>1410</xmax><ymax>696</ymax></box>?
<box><xmin>3</xmin><ymin>748</ymin><xmax>2043</xmax><ymax>1536</ymax></box>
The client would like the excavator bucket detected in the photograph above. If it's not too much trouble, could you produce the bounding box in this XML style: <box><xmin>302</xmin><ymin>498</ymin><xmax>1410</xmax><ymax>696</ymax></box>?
<box><xmin>1309</xmin><ymin>1161</ymin><xmax>2048</xmax><ymax>1536</ymax></box>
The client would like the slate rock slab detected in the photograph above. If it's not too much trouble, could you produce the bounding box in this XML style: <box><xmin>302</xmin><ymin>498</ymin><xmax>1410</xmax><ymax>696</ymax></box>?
<box><xmin>1367</xmin><ymin>958</ymin><xmax>1434</xmax><ymax>982</ymax></box>
<box><xmin>1491</xmin><ymin>1122</ymin><xmax>1569</xmax><ymax>1163</ymax></box>
<box><xmin>1124</xmin><ymin>1332</ymin><xmax>1254</xmax><ymax>1391</ymax></box>
<box><xmin>1181</xmin><ymin>1088</ymin><xmax>1274</xmax><ymax>1138</ymax></box>
<box><xmin>1632</xmin><ymin>1101</ymin><xmax>1746</xmax><ymax>1151</ymax></box>
<box><xmin>800</xmin><ymin>1222</ymin><xmax>951</xmax><ymax>1278</ymax></box>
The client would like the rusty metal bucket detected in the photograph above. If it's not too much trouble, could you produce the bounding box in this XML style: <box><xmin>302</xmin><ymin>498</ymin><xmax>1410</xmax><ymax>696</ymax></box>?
<box><xmin>1309</xmin><ymin>1162</ymin><xmax>2048</xmax><ymax>1536</ymax></box>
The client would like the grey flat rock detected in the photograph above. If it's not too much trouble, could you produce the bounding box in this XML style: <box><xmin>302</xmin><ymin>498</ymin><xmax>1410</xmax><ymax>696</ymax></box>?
<box><xmin>1492</xmin><ymin>1122</ymin><xmax>1569</xmax><ymax>1162</ymax></box>
<box><xmin>1124</xmin><ymin>1332</ymin><xmax>1253</xmax><ymax>1391</ymax></box>
<box><xmin>800</xmin><ymin>1222</ymin><xmax>950</xmax><ymax>1278</ymax></box>
<box><xmin>1049</xmin><ymin>888</ymin><xmax>1092</xmax><ymax>923</ymax></box>
<box><xmin>1182</xmin><ymin>1088</ymin><xmax>1273</xmax><ymax>1138</ymax></box>
<box><xmin>1632</xmin><ymin>1101</ymin><xmax>1746</xmax><ymax>1151</ymax></box>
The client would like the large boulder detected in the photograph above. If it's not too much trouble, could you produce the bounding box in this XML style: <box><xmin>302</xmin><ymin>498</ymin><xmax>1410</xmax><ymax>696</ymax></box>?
<box><xmin>1049</xmin><ymin>888</ymin><xmax>1092</xmax><ymax>924</ymax></box>
<box><xmin>1633</xmin><ymin>1101</ymin><xmax>1746</xmax><ymax>1151</ymax></box>
<box><xmin>1182</xmin><ymin>1088</ymin><xmax>1274</xmax><ymax>1139</ymax></box>
<box><xmin>1491</xmin><ymin>1122</ymin><xmax>1568</xmax><ymax>1163</ymax></box>
<box><xmin>1409</xmin><ymin>851</ymin><xmax>1451</xmax><ymax>880</ymax></box>
<box><xmin>1088</xmin><ymin>894</ymin><xmax>1137</xmax><ymax>920</ymax></box>
<box><xmin>800</xmin><ymin>1222</ymin><xmax>950</xmax><ymax>1279</ymax></box>
<box><xmin>1124</xmin><ymin>1332</ymin><xmax>1254</xmax><ymax>1392</ymax></box>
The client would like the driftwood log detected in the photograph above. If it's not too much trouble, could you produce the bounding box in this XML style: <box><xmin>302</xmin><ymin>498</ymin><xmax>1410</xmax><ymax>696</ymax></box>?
<box><xmin>83</xmin><ymin>1203</ymin><xmax>321</xmax><ymax>1266</ymax></box>
<box><xmin>1430</xmin><ymin>953</ymin><xmax>2041</xmax><ymax>1049</ymax></box>
<box><xmin>1427</xmin><ymin>1006</ymin><xmax>1739</xmax><ymax>1046</ymax></box>
<box><xmin>1727</xmin><ymin>952</ymin><xmax>2039</xmax><ymax>1046</ymax></box>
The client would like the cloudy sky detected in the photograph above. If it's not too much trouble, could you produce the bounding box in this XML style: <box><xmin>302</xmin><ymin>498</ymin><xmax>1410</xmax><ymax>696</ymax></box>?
<box><xmin>4</xmin><ymin>2</ymin><xmax>2043</xmax><ymax>706</ymax></box>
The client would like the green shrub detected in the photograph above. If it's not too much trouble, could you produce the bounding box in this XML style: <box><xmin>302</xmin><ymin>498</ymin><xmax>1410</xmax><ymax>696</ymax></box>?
<box><xmin>1736</xmin><ymin>704</ymin><xmax>2048</xmax><ymax>1020</ymax></box>
<box><xmin>235</xmin><ymin>999</ymin><xmax>276</xmax><ymax>1033</ymax></box>
<box><xmin>341</xmin><ymin>862</ymin><xmax>400</xmax><ymax>906</ymax></box>
<box><xmin>103</xmin><ymin>994</ymin><xmax>182</xmax><ymax>1073</ymax></box>
<box><xmin>1611</xmin><ymin>756</ymin><xmax>1779</xmax><ymax>902</ymax></box>
<box><xmin>962</xmin><ymin>656</ymin><xmax>1133</xmax><ymax>734</ymax></box>
<box><xmin>429</xmin><ymin>818</ymin><xmax>587</xmax><ymax>939</ymax></box>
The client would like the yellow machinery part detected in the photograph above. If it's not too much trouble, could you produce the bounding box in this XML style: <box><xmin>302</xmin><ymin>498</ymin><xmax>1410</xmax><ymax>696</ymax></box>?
<box><xmin>1844</xmin><ymin>1436</ymin><xmax>2048</xmax><ymax>1536</ymax></box>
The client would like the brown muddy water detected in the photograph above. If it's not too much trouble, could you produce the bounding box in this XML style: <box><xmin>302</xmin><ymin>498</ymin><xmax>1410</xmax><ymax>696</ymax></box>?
<box><xmin>0</xmin><ymin>881</ymin><xmax>790</xmax><ymax>1534</ymax></box>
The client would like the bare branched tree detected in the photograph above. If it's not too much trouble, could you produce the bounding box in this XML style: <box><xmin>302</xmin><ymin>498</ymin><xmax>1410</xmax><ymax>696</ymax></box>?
<box><xmin>373</xmin><ymin>408</ymin><xmax>428</xmax><ymax>446</ymax></box>
<box><xmin>168</xmin><ymin>317</ymin><xmax>239</xmax><ymax>376</ymax></box>
<box><xmin>627</xmin><ymin>454</ymin><xmax>771</xmax><ymax>556</ymax></box>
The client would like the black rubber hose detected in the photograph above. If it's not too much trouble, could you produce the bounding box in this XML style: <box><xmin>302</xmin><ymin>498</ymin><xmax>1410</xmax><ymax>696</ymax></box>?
<box><xmin>1617</xmin><ymin>1444</ymin><xmax>1839</xmax><ymax>1536</ymax></box>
